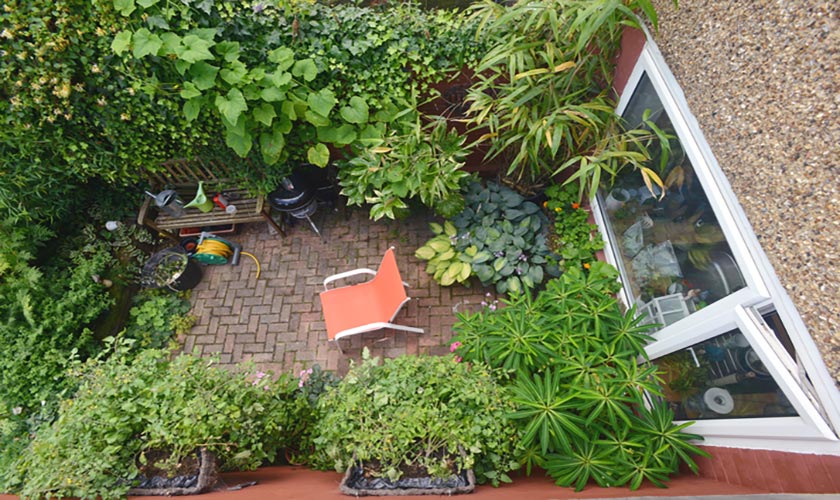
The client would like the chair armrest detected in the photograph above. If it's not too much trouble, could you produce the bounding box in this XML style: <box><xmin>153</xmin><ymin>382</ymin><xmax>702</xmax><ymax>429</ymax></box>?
<box><xmin>138</xmin><ymin>196</ymin><xmax>154</xmax><ymax>225</ymax></box>
<box><xmin>323</xmin><ymin>268</ymin><xmax>377</xmax><ymax>289</ymax></box>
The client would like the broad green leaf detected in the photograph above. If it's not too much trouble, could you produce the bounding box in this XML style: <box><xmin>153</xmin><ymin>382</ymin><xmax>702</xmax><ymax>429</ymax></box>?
<box><xmin>132</xmin><ymin>28</ymin><xmax>162</xmax><ymax>59</ymax></box>
<box><xmin>415</xmin><ymin>246</ymin><xmax>436</xmax><ymax>260</ymax></box>
<box><xmin>280</xmin><ymin>100</ymin><xmax>296</xmax><ymax>120</ymax></box>
<box><xmin>137</xmin><ymin>0</ymin><xmax>159</xmax><ymax>6</ymax></box>
<box><xmin>266</xmin><ymin>70</ymin><xmax>292</xmax><ymax>87</ymax></box>
<box><xmin>160</xmin><ymin>32</ymin><xmax>181</xmax><ymax>55</ymax></box>
<box><xmin>267</xmin><ymin>47</ymin><xmax>295</xmax><ymax>70</ymax></box>
<box><xmin>443</xmin><ymin>221</ymin><xmax>457</xmax><ymax>237</ymax></box>
<box><xmin>174</xmin><ymin>59</ymin><xmax>190</xmax><ymax>76</ymax></box>
<box><xmin>189</xmin><ymin>62</ymin><xmax>219</xmax><ymax>90</ymax></box>
<box><xmin>316</xmin><ymin>124</ymin><xmax>356</xmax><ymax>146</ymax></box>
<box><xmin>214</xmin><ymin>41</ymin><xmax>240</xmax><ymax>63</ymax></box>
<box><xmin>183</xmin><ymin>97</ymin><xmax>202</xmax><ymax>122</ymax></box>
<box><xmin>253</xmin><ymin>102</ymin><xmax>276</xmax><ymax>126</ymax></box>
<box><xmin>304</xmin><ymin>110</ymin><xmax>330</xmax><ymax>127</ymax></box>
<box><xmin>215</xmin><ymin>88</ymin><xmax>248</xmax><ymax>124</ymax></box>
<box><xmin>111</xmin><ymin>30</ymin><xmax>132</xmax><ymax>55</ymax></box>
<box><xmin>458</xmin><ymin>262</ymin><xmax>472</xmax><ymax>282</ymax></box>
<box><xmin>179</xmin><ymin>81</ymin><xmax>201</xmax><ymax>100</ymax></box>
<box><xmin>145</xmin><ymin>14</ymin><xmax>169</xmax><ymax>30</ymax></box>
<box><xmin>178</xmin><ymin>35</ymin><xmax>215</xmax><ymax>63</ymax></box>
<box><xmin>292</xmin><ymin>59</ymin><xmax>318</xmax><ymax>82</ymax></box>
<box><xmin>307</xmin><ymin>89</ymin><xmax>337</xmax><ymax>118</ymax></box>
<box><xmin>339</xmin><ymin>96</ymin><xmax>369</xmax><ymax>124</ymax></box>
<box><xmin>307</xmin><ymin>143</ymin><xmax>330</xmax><ymax>167</ymax></box>
<box><xmin>357</xmin><ymin>123</ymin><xmax>385</xmax><ymax>145</ymax></box>
<box><xmin>429</xmin><ymin>222</ymin><xmax>443</xmax><ymax>234</ymax></box>
<box><xmin>274</xmin><ymin>113</ymin><xmax>293</xmax><ymax>134</ymax></box>
<box><xmin>259</xmin><ymin>128</ymin><xmax>285</xmax><ymax>164</ymax></box>
<box><xmin>260</xmin><ymin>87</ymin><xmax>285</xmax><ymax>102</ymax></box>
<box><xmin>220</xmin><ymin>61</ymin><xmax>248</xmax><ymax>85</ymax></box>
<box><xmin>113</xmin><ymin>0</ymin><xmax>135</xmax><ymax>16</ymax></box>
<box><xmin>188</xmin><ymin>28</ymin><xmax>217</xmax><ymax>42</ymax></box>
<box><xmin>224</xmin><ymin>127</ymin><xmax>252</xmax><ymax>157</ymax></box>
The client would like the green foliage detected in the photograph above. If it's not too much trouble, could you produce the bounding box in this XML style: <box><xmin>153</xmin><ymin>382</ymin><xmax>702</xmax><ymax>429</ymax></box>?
<box><xmin>108</xmin><ymin>0</ymin><xmax>482</xmax><ymax>174</ymax></box>
<box><xmin>340</xmin><ymin>110</ymin><xmax>472</xmax><ymax>220</ymax></box>
<box><xmin>415</xmin><ymin>221</ymin><xmax>472</xmax><ymax>286</ymax></box>
<box><xmin>452</xmin><ymin>263</ymin><xmax>709</xmax><ymax>490</ymax></box>
<box><xmin>0</xmin><ymin>0</ymin><xmax>218</xmax><ymax>223</ymax></box>
<box><xmin>464</xmin><ymin>0</ymin><xmax>669</xmax><ymax>196</ymax></box>
<box><xmin>123</xmin><ymin>290</ymin><xmax>193</xmax><ymax>349</ymax></box>
<box><xmin>313</xmin><ymin>351</ymin><xmax>519</xmax><ymax>486</ymax></box>
<box><xmin>0</xmin><ymin>223</ymin><xmax>113</xmax><ymax>414</ymax></box>
<box><xmin>544</xmin><ymin>183</ymin><xmax>604</xmax><ymax>273</ymax></box>
<box><xmin>451</xmin><ymin>181</ymin><xmax>555</xmax><ymax>293</ymax></box>
<box><xmin>12</xmin><ymin>343</ymin><xmax>301</xmax><ymax>499</ymax></box>
<box><xmin>417</xmin><ymin>181</ymin><xmax>556</xmax><ymax>292</ymax></box>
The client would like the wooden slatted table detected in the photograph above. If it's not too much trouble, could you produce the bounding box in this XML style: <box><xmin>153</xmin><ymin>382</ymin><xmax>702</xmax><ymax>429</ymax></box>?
<box><xmin>137</xmin><ymin>159</ymin><xmax>284</xmax><ymax>240</ymax></box>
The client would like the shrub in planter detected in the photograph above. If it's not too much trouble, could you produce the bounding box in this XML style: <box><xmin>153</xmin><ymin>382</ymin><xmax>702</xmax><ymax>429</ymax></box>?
<box><xmin>11</xmin><ymin>342</ymin><xmax>302</xmax><ymax>499</ymax></box>
<box><xmin>451</xmin><ymin>264</ymin><xmax>710</xmax><ymax>490</ymax></box>
<box><xmin>312</xmin><ymin>350</ymin><xmax>520</xmax><ymax>488</ymax></box>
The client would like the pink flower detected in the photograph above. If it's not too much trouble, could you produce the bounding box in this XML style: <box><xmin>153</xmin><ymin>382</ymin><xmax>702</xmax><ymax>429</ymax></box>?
<box><xmin>454</xmin><ymin>356</ymin><xmax>462</xmax><ymax>363</ymax></box>
<box><xmin>449</xmin><ymin>341</ymin><xmax>462</xmax><ymax>353</ymax></box>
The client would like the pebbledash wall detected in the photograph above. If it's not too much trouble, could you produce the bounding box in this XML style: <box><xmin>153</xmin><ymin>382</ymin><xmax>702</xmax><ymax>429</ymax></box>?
<box><xmin>598</xmin><ymin>0</ymin><xmax>840</xmax><ymax>493</ymax></box>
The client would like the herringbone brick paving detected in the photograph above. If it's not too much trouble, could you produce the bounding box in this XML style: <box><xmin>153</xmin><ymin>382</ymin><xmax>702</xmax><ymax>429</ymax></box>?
<box><xmin>182</xmin><ymin>204</ymin><xmax>495</xmax><ymax>376</ymax></box>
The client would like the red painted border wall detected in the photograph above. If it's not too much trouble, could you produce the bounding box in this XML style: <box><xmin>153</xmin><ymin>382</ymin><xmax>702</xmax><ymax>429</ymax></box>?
<box><xmin>691</xmin><ymin>446</ymin><xmax>840</xmax><ymax>493</ymax></box>
<box><xmin>612</xmin><ymin>27</ymin><xmax>646</xmax><ymax>97</ymax></box>
<box><xmin>611</xmin><ymin>26</ymin><xmax>840</xmax><ymax>495</ymax></box>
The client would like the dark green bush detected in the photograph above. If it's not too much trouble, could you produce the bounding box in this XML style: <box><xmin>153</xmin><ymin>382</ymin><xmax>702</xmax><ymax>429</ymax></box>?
<box><xmin>313</xmin><ymin>351</ymin><xmax>520</xmax><ymax>486</ymax></box>
<box><xmin>452</xmin><ymin>263</ymin><xmax>710</xmax><ymax>490</ymax></box>
<box><xmin>12</xmin><ymin>343</ymin><xmax>300</xmax><ymax>499</ymax></box>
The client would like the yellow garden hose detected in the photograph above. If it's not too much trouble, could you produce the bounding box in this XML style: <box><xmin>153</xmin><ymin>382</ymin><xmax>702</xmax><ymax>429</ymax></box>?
<box><xmin>240</xmin><ymin>251</ymin><xmax>261</xmax><ymax>280</ymax></box>
<box><xmin>196</xmin><ymin>239</ymin><xmax>233</xmax><ymax>259</ymax></box>
<box><xmin>195</xmin><ymin>239</ymin><xmax>261</xmax><ymax>280</ymax></box>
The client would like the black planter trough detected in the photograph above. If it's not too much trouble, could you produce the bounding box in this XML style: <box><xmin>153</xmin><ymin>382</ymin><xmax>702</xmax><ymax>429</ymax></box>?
<box><xmin>339</xmin><ymin>460</ymin><xmax>475</xmax><ymax>496</ymax></box>
<box><xmin>127</xmin><ymin>448</ymin><xmax>218</xmax><ymax>496</ymax></box>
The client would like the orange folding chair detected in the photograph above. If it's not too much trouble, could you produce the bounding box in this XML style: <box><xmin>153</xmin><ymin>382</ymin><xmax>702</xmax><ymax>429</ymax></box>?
<box><xmin>319</xmin><ymin>247</ymin><xmax>423</xmax><ymax>353</ymax></box>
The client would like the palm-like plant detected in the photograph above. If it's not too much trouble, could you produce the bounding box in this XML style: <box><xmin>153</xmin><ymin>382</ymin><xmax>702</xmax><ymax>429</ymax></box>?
<box><xmin>451</xmin><ymin>261</ymin><xmax>708</xmax><ymax>491</ymax></box>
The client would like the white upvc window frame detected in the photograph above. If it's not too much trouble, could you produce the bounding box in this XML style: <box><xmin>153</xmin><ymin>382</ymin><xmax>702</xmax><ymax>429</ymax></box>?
<box><xmin>592</xmin><ymin>37</ymin><xmax>840</xmax><ymax>452</ymax></box>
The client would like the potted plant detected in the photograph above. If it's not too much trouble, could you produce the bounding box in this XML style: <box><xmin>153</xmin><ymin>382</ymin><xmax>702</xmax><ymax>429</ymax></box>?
<box><xmin>312</xmin><ymin>350</ymin><xmax>520</xmax><ymax>495</ymax></box>
<box><xmin>141</xmin><ymin>248</ymin><xmax>202</xmax><ymax>291</ymax></box>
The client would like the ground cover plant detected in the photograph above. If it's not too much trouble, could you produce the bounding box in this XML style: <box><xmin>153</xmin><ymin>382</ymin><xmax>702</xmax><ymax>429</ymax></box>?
<box><xmin>312</xmin><ymin>350</ymin><xmax>520</xmax><ymax>487</ymax></box>
<box><xmin>451</xmin><ymin>263</ymin><xmax>710</xmax><ymax>490</ymax></box>
<box><xmin>416</xmin><ymin>180</ymin><xmax>556</xmax><ymax>293</ymax></box>
<box><xmin>544</xmin><ymin>182</ymin><xmax>604</xmax><ymax>273</ymax></box>
<box><xmin>8</xmin><ymin>342</ymin><xmax>301</xmax><ymax>500</ymax></box>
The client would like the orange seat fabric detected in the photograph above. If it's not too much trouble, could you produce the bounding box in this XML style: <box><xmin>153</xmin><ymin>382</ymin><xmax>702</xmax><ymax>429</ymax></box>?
<box><xmin>319</xmin><ymin>248</ymin><xmax>409</xmax><ymax>341</ymax></box>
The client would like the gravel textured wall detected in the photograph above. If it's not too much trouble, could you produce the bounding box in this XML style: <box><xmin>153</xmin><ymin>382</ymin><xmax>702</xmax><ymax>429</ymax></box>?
<box><xmin>648</xmin><ymin>0</ymin><xmax>839</xmax><ymax>383</ymax></box>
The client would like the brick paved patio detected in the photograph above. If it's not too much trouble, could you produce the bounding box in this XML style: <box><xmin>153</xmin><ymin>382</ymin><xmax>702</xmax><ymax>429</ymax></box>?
<box><xmin>182</xmin><ymin>203</ymin><xmax>495</xmax><ymax>376</ymax></box>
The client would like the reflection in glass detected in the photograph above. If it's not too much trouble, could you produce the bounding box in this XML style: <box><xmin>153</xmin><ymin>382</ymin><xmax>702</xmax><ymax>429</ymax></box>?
<box><xmin>603</xmin><ymin>73</ymin><xmax>746</xmax><ymax>331</ymax></box>
<box><xmin>654</xmin><ymin>329</ymin><xmax>798</xmax><ymax>420</ymax></box>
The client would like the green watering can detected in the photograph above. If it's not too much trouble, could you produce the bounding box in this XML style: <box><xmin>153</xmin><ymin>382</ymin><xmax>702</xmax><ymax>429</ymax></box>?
<box><xmin>184</xmin><ymin>181</ymin><xmax>215</xmax><ymax>212</ymax></box>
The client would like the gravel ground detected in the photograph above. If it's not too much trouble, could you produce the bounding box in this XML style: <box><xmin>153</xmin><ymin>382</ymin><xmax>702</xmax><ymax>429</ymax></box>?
<box><xmin>648</xmin><ymin>0</ymin><xmax>839</xmax><ymax>385</ymax></box>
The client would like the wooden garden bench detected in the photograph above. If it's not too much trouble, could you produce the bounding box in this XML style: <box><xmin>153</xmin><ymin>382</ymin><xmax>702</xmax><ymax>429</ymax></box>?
<box><xmin>137</xmin><ymin>158</ymin><xmax>284</xmax><ymax>240</ymax></box>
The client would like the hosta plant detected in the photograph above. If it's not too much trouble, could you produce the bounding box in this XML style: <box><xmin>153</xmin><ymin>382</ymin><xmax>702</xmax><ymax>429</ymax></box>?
<box><xmin>414</xmin><ymin>221</ymin><xmax>473</xmax><ymax>286</ymax></box>
<box><xmin>416</xmin><ymin>181</ymin><xmax>557</xmax><ymax>293</ymax></box>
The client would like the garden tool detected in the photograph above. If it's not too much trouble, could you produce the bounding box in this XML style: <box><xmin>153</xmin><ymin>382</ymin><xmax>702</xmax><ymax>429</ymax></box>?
<box><xmin>192</xmin><ymin>232</ymin><xmax>261</xmax><ymax>280</ymax></box>
<box><xmin>184</xmin><ymin>181</ymin><xmax>214</xmax><ymax>212</ymax></box>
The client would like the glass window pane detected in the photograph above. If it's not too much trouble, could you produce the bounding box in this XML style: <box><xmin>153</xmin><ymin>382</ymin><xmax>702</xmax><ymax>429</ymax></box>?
<box><xmin>604</xmin><ymin>72</ymin><xmax>746</xmax><ymax>331</ymax></box>
<box><xmin>653</xmin><ymin>329</ymin><xmax>799</xmax><ymax>420</ymax></box>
